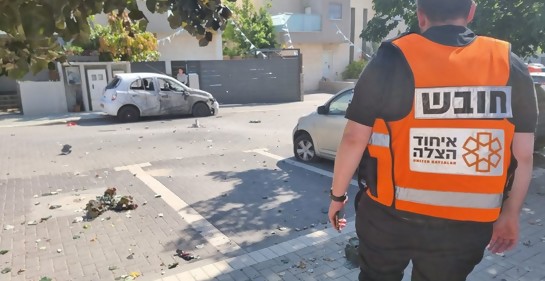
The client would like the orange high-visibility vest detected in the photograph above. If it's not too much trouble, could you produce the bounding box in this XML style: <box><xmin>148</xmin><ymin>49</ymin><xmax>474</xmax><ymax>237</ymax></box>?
<box><xmin>365</xmin><ymin>34</ymin><xmax>515</xmax><ymax>222</ymax></box>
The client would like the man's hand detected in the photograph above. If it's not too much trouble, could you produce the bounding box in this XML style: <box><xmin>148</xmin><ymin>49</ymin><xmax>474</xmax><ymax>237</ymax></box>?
<box><xmin>328</xmin><ymin>200</ymin><xmax>347</xmax><ymax>232</ymax></box>
<box><xmin>488</xmin><ymin>212</ymin><xmax>519</xmax><ymax>254</ymax></box>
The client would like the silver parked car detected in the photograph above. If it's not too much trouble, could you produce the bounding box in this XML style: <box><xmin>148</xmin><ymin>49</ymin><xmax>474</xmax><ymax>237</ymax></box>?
<box><xmin>293</xmin><ymin>88</ymin><xmax>354</xmax><ymax>162</ymax></box>
<box><xmin>101</xmin><ymin>73</ymin><xmax>219</xmax><ymax>122</ymax></box>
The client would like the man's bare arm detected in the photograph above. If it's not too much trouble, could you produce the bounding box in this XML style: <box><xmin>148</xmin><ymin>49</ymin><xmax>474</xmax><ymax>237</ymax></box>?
<box><xmin>331</xmin><ymin>121</ymin><xmax>373</xmax><ymax>197</ymax></box>
<box><xmin>503</xmin><ymin>133</ymin><xmax>534</xmax><ymax>215</ymax></box>
<box><xmin>488</xmin><ymin>132</ymin><xmax>534</xmax><ymax>253</ymax></box>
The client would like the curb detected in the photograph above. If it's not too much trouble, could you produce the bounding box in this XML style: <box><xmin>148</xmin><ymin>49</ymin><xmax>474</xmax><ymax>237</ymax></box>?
<box><xmin>0</xmin><ymin>115</ymin><xmax>108</xmax><ymax>128</ymax></box>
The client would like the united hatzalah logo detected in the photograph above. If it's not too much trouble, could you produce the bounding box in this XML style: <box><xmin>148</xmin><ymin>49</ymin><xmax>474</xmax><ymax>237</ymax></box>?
<box><xmin>462</xmin><ymin>132</ymin><xmax>502</xmax><ymax>173</ymax></box>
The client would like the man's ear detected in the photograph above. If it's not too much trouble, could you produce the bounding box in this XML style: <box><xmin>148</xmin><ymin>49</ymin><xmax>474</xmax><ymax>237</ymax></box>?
<box><xmin>467</xmin><ymin>1</ymin><xmax>477</xmax><ymax>23</ymax></box>
<box><xmin>417</xmin><ymin>8</ymin><xmax>427</xmax><ymax>31</ymax></box>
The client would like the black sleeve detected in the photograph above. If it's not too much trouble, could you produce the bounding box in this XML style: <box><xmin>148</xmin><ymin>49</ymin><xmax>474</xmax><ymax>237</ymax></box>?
<box><xmin>345</xmin><ymin>42</ymin><xmax>413</xmax><ymax>125</ymax></box>
<box><xmin>509</xmin><ymin>53</ymin><xmax>538</xmax><ymax>133</ymax></box>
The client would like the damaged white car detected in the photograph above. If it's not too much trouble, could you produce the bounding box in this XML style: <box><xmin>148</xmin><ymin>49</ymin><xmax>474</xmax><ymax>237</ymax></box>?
<box><xmin>100</xmin><ymin>73</ymin><xmax>219</xmax><ymax>122</ymax></box>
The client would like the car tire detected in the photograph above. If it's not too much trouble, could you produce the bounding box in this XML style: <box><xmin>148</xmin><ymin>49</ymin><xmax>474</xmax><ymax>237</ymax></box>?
<box><xmin>117</xmin><ymin>105</ymin><xmax>140</xmax><ymax>123</ymax></box>
<box><xmin>192</xmin><ymin>102</ymin><xmax>211</xmax><ymax>117</ymax></box>
<box><xmin>294</xmin><ymin>133</ymin><xmax>318</xmax><ymax>162</ymax></box>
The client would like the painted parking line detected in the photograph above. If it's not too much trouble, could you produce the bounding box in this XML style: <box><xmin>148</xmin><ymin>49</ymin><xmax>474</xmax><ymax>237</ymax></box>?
<box><xmin>152</xmin><ymin>222</ymin><xmax>356</xmax><ymax>281</ymax></box>
<box><xmin>114</xmin><ymin>163</ymin><xmax>242</xmax><ymax>254</ymax></box>
<box><xmin>245</xmin><ymin>148</ymin><xmax>359</xmax><ymax>187</ymax></box>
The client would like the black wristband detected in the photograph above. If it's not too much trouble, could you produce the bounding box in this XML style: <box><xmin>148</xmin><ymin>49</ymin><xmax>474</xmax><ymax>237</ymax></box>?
<box><xmin>330</xmin><ymin>189</ymin><xmax>347</xmax><ymax>202</ymax></box>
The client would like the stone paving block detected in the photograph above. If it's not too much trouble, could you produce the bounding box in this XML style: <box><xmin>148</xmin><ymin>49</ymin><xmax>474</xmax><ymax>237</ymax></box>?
<box><xmin>324</xmin><ymin>266</ymin><xmax>353</xmax><ymax>279</ymax></box>
<box><xmin>240</xmin><ymin>265</ymin><xmax>261</xmax><ymax>279</ymax></box>
<box><xmin>259</xmin><ymin>268</ymin><xmax>283</xmax><ymax>281</ymax></box>
<box><xmin>278</xmin><ymin>270</ymin><xmax>299</xmax><ymax>281</ymax></box>
<box><xmin>175</xmin><ymin>271</ymin><xmax>197</xmax><ymax>281</ymax></box>
<box><xmin>247</xmin><ymin>250</ymin><xmax>268</xmax><ymax>263</ymax></box>
<box><xmin>251</xmin><ymin>259</ymin><xmax>278</xmax><ymax>271</ymax></box>
<box><xmin>190</xmin><ymin>267</ymin><xmax>211</xmax><ymax>281</ymax></box>
<box><xmin>225</xmin><ymin>257</ymin><xmax>246</xmax><ymax>271</ymax></box>
<box><xmin>201</xmin><ymin>263</ymin><xmax>222</xmax><ymax>278</ymax></box>
<box><xmin>214</xmin><ymin>272</ymin><xmax>236</xmax><ymax>281</ymax></box>
<box><xmin>342</xmin><ymin>269</ymin><xmax>360</xmax><ymax>280</ymax></box>
<box><xmin>161</xmin><ymin>274</ymin><xmax>181</xmax><ymax>281</ymax></box>
<box><xmin>228</xmin><ymin>269</ymin><xmax>251</xmax><ymax>281</ymax></box>
<box><xmin>257</xmin><ymin>247</ymin><xmax>278</xmax><ymax>260</ymax></box>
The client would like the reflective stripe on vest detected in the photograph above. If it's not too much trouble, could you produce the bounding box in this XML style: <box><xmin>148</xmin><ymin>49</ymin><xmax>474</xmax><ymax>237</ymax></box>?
<box><xmin>395</xmin><ymin>186</ymin><xmax>503</xmax><ymax>209</ymax></box>
<box><xmin>361</xmin><ymin>34</ymin><xmax>515</xmax><ymax>222</ymax></box>
<box><xmin>369</xmin><ymin>133</ymin><xmax>390</xmax><ymax>147</ymax></box>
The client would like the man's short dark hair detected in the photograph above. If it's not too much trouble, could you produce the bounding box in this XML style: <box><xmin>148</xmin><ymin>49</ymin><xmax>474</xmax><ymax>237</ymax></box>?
<box><xmin>417</xmin><ymin>0</ymin><xmax>472</xmax><ymax>22</ymax></box>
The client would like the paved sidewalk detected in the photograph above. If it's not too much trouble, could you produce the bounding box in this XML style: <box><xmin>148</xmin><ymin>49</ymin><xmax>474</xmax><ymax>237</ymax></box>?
<box><xmin>0</xmin><ymin>112</ymin><xmax>108</xmax><ymax>128</ymax></box>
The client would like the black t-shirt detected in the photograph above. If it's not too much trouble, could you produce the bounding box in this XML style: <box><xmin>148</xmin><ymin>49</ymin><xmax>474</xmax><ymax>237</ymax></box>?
<box><xmin>346</xmin><ymin>25</ymin><xmax>538</xmax><ymax>133</ymax></box>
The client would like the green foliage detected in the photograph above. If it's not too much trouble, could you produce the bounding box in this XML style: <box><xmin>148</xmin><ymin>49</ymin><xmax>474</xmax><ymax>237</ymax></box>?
<box><xmin>0</xmin><ymin>0</ymin><xmax>237</xmax><ymax>78</ymax></box>
<box><xmin>222</xmin><ymin>0</ymin><xmax>277</xmax><ymax>57</ymax></box>
<box><xmin>91</xmin><ymin>12</ymin><xmax>159</xmax><ymax>62</ymax></box>
<box><xmin>342</xmin><ymin>60</ymin><xmax>368</xmax><ymax>80</ymax></box>
<box><xmin>361</xmin><ymin>0</ymin><xmax>545</xmax><ymax>58</ymax></box>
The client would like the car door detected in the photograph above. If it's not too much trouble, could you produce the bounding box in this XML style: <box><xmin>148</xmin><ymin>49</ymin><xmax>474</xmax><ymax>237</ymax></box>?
<box><xmin>128</xmin><ymin>78</ymin><xmax>160</xmax><ymax>116</ymax></box>
<box><xmin>316</xmin><ymin>89</ymin><xmax>354</xmax><ymax>158</ymax></box>
<box><xmin>157</xmin><ymin>78</ymin><xmax>189</xmax><ymax>114</ymax></box>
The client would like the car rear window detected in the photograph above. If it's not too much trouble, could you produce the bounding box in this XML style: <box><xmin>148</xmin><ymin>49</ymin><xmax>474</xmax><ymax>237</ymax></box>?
<box><xmin>106</xmin><ymin>77</ymin><xmax>121</xmax><ymax>89</ymax></box>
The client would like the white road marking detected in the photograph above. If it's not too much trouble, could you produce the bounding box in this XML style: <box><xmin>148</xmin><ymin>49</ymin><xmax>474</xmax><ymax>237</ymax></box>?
<box><xmin>153</xmin><ymin>222</ymin><xmax>356</xmax><ymax>281</ymax></box>
<box><xmin>115</xmin><ymin>163</ymin><xmax>242</xmax><ymax>254</ymax></box>
<box><xmin>245</xmin><ymin>148</ymin><xmax>359</xmax><ymax>187</ymax></box>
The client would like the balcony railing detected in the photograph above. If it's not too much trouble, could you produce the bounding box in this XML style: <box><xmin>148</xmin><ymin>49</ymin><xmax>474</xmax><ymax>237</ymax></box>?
<box><xmin>272</xmin><ymin>13</ymin><xmax>321</xmax><ymax>32</ymax></box>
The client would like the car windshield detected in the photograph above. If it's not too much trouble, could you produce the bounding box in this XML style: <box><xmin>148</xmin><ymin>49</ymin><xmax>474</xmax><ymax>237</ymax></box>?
<box><xmin>329</xmin><ymin>90</ymin><xmax>354</xmax><ymax>115</ymax></box>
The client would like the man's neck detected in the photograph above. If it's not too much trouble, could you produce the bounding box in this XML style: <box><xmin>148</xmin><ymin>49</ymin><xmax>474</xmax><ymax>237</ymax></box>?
<box><xmin>421</xmin><ymin>19</ymin><xmax>468</xmax><ymax>33</ymax></box>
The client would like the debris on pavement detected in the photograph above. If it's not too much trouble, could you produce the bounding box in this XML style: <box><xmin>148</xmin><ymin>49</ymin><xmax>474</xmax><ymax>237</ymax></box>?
<box><xmin>73</xmin><ymin>235</ymin><xmax>81</xmax><ymax>240</ymax></box>
<box><xmin>168</xmin><ymin>262</ymin><xmax>179</xmax><ymax>269</ymax></box>
<box><xmin>42</xmin><ymin>191</ymin><xmax>58</xmax><ymax>197</ymax></box>
<box><xmin>295</xmin><ymin>261</ymin><xmax>307</xmax><ymax>269</ymax></box>
<box><xmin>195</xmin><ymin>244</ymin><xmax>205</xmax><ymax>249</ymax></box>
<box><xmin>345</xmin><ymin>237</ymin><xmax>361</xmax><ymax>266</ymax></box>
<box><xmin>83</xmin><ymin>224</ymin><xmax>91</xmax><ymax>229</ymax></box>
<box><xmin>3</xmin><ymin>225</ymin><xmax>14</xmax><ymax>230</ymax></box>
<box><xmin>0</xmin><ymin>250</ymin><xmax>8</xmax><ymax>255</ymax></box>
<box><xmin>57</xmin><ymin>248</ymin><xmax>62</xmax><ymax>253</ymax></box>
<box><xmin>73</xmin><ymin>217</ymin><xmax>84</xmax><ymax>223</ymax></box>
<box><xmin>39</xmin><ymin>277</ymin><xmax>52</xmax><ymax>281</ymax></box>
<box><xmin>190</xmin><ymin>119</ymin><xmax>204</xmax><ymax>128</ymax></box>
<box><xmin>249</xmin><ymin>120</ymin><xmax>262</xmax><ymax>124</ymax></box>
<box><xmin>84</xmin><ymin>188</ymin><xmax>138</xmax><ymax>220</ymax></box>
<box><xmin>60</xmin><ymin>144</ymin><xmax>72</xmax><ymax>155</ymax></box>
<box><xmin>154</xmin><ymin>194</ymin><xmax>162</xmax><ymax>198</ymax></box>
<box><xmin>109</xmin><ymin>265</ymin><xmax>119</xmax><ymax>271</ymax></box>
<box><xmin>523</xmin><ymin>240</ymin><xmax>533</xmax><ymax>247</ymax></box>
<box><xmin>528</xmin><ymin>218</ymin><xmax>543</xmax><ymax>226</ymax></box>
<box><xmin>17</xmin><ymin>269</ymin><xmax>25</xmax><ymax>275</ymax></box>
<box><xmin>27</xmin><ymin>221</ymin><xmax>38</xmax><ymax>226</ymax></box>
<box><xmin>1</xmin><ymin>268</ymin><xmax>11</xmax><ymax>274</ymax></box>
<box><xmin>49</xmin><ymin>205</ymin><xmax>62</xmax><ymax>210</ymax></box>
<box><xmin>67</xmin><ymin>122</ymin><xmax>77</xmax><ymax>127</ymax></box>
<box><xmin>176</xmin><ymin>250</ymin><xmax>198</xmax><ymax>261</ymax></box>
<box><xmin>277</xmin><ymin>226</ymin><xmax>287</xmax><ymax>231</ymax></box>
<box><xmin>40</xmin><ymin>215</ymin><xmax>53</xmax><ymax>223</ymax></box>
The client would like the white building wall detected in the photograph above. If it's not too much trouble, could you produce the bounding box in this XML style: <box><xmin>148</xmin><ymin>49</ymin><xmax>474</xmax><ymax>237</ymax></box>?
<box><xmin>156</xmin><ymin>32</ymin><xmax>222</xmax><ymax>62</ymax></box>
<box><xmin>19</xmin><ymin>81</ymin><xmax>68</xmax><ymax>115</ymax></box>
<box><xmin>294</xmin><ymin>43</ymin><xmax>350</xmax><ymax>92</ymax></box>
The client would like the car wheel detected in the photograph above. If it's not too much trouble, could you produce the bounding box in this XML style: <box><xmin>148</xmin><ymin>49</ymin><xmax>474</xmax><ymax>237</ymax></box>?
<box><xmin>117</xmin><ymin>105</ymin><xmax>140</xmax><ymax>122</ymax></box>
<box><xmin>294</xmin><ymin>133</ymin><xmax>318</xmax><ymax>162</ymax></box>
<box><xmin>192</xmin><ymin>102</ymin><xmax>211</xmax><ymax>117</ymax></box>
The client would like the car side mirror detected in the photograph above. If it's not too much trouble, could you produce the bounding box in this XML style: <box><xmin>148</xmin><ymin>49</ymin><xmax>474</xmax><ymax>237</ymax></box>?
<box><xmin>317</xmin><ymin>105</ymin><xmax>328</xmax><ymax>115</ymax></box>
